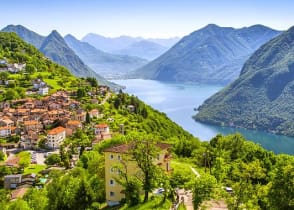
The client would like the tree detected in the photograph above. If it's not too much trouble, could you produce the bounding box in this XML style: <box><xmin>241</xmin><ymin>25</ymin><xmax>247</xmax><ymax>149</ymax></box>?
<box><xmin>191</xmin><ymin>174</ymin><xmax>217</xmax><ymax>210</ymax></box>
<box><xmin>226</xmin><ymin>160</ymin><xmax>266</xmax><ymax>210</ymax></box>
<box><xmin>69</xmin><ymin>129</ymin><xmax>92</xmax><ymax>156</ymax></box>
<box><xmin>17</xmin><ymin>151</ymin><xmax>31</xmax><ymax>168</ymax></box>
<box><xmin>25</xmin><ymin>63</ymin><xmax>36</xmax><ymax>74</ymax></box>
<box><xmin>45</xmin><ymin>154</ymin><xmax>61</xmax><ymax>165</ymax></box>
<box><xmin>0</xmin><ymin>151</ymin><xmax>5</xmax><ymax>161</ymax></box>
<box><xmin>23</xmin><ymin>188</ymin><xmax>48</xmax><ymax>210</ymax></box>
<box><xmin>0</xmin><ymin>189</ymin><xmax>9</xmax><ymax>209</ymax></box>
<box><xmin>5</xmin><ymin>89</ymin><xmax>18</xmax><ymax>100</ymax></box>
<box><xmin>47</xmin><ymin>168</ymin><xmax>93</xmax><ymax>210</ymax></box>
<box><xmin>8</xmin><ymin>199</ymin><xmax>30</xmax><ymax>210</ymax></box>
<box><xmin>0</xmin><ymin>71</ymin><xmax>9</xmax><ymax>81</ymax></box>
<box><xmin>131</xmin><ymin>138</ymin><xmax>161</xmax><ymax>202</ymax></box>
<box><xmin>268</xmin><ymin>157</ymin><xmax>294</xmax><ymax>209</ymax></box>
<box><xmin>114</xmin><ymin>160</ymin><xmax>142</xmax><ymax>206</ymax></box>
<box><xmin>77</xmin><ymin>87</ymin><xmax>86</xmax><ymax>99</ymax></box>
<box><xmin>86</xmin><ymin>112</ymin><xmax>91</xmax><ymax>124</ymax></box>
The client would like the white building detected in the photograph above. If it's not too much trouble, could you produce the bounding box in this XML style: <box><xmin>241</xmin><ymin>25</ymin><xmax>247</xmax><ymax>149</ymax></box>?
<box><xmin>46</xmin><ymin>126</ymin><xmax>66</xmax><ymax>149</ymax></box>
<box><xmin>0</xmin><ymin>126</ymin><xmax>15</xmax><ymax>137</ymax></box>
<box><xmin>38</xmin><ymin>87</ymin><xmax>49</xmax><ymax>95</ymax></box>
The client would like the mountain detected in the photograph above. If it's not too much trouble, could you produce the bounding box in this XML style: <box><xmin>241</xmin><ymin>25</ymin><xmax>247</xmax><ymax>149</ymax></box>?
<box><xmin>1</xmin><ymin>25</ymin><xmax>116</xmax><ymax>88</ymax></box>
<box><xmin>81</xmin><ymin>33</ymin><xmax>180</xmax><ymax>59</ymax></box>
<box><xmin>82</xmin><ymin>34</ymin><xmax>142</xmax><ymax>52</ymax></box>
<box><xmin>147</xmin><ymin>37</ymin><xmax>180</xmax><ymax>48</ymax></box>
<box><xmin>194</xmin><ymin>26</ymin><xmax>294</xmax><ymax>136</ymax></box>
<box><xmin>64</xmin><ymin>34</ymin><xmax>147</xmax><ymax>79</ymax></box>
<box><xmin>131</xmin><ymin>24</ymin><xmax>281</xmax><ymax>85</ymax></box>
<box><xmin>114</xmin><ymin>40</ymin><xmax>168</xmax><ymax>60</ymax></box>
<box><xmin>2</xmin><ymin>24</ymin><xmax>45</xmax><ymax>48</ymax></box>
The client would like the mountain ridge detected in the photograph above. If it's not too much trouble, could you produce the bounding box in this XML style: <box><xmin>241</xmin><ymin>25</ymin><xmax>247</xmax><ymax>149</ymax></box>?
<box><xmin>194</xmin><ymin>25</ymin><xmax>294</xmax><ymax>136</ymax></box>
<box><xmin>131</xmin><ymin>24</ymin><xmax>281</xmax><ymax>85</ymax></box>
<box><xmin>1</xmin><ymin>25</ymin><xmax>117</xmax><ymax>88</ymax></box>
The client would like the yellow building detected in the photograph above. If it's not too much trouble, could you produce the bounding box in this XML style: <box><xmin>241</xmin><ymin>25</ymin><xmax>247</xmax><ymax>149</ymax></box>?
<box><xmin>104</xmin><ymin>142</ymin><xmax>172</xmax><ymax>206</ymax></box>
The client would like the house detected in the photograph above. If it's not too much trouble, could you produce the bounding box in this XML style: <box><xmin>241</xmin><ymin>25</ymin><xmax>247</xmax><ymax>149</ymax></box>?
<box><xmin>127</xmin><ymin>105</ymin><xmax>135</xmax><ymax>112</ymax></box>
<box><xmin>48</xmin><ymin>102</ymin><xmax>62</xmax><ymax>110</ymax></box>
<box><xmin>94</xmin><ymin>123</ymin><xmax>112</xmax><ymax>140</ymax></box>
<box><xmin>20</xmin><ymin>132</ymin><xmax>39</xmax><ymax>149</ymax></box>
<box><xmin>23</xmin><ymin>120</ymin><xmax>42</xmax><ymax>132</ymax></box>
<box><xmin>38</xmin><ymin>87</ymin><xmax>49</xmax><ymax>95</ymax></box>
<box><xmin>0</xmin><ymin>117</ymin><xmax>14</xmax><ymax>127</ymax></box>
<box><xmin>66</xmin><ymin>120</ymin><xmax>82</xmax><ymax>135</ymax></box>
<box><xmin>89</xmin><ymin>109</ymin><xmax>100</xmax><ymax>118</ymax></box>
<box><xmin>7</xmin><ymin>63</ymin><xmax>26</xmax><ymax>73</ymax></box>
<box><xmin>32</xmin><ymin>79</ymin><xmax>47</xmax><ymax>89</ymax></box>
<box><xmin>4</xmin><ymin>174</ymin><xmax>22</xmax><ymax>189</ymax></box>
<box><xmin>15</xmin><ymin>109</ymin><xmax>30</xmax><ymax>117</ymax></box>
<box><xmin>74</xmin><ymin>110</ymin><xmax>86</xmax><ymax>122</ymax></box>
<box><xmin>0</xmin><ymin>102</ymin><xmax>10</xmax><ymax>109</ymax></box>
<box><xmin>5</xmin><ymin>156</ymin><xmax>19</xmax><ymax>167</ymax></box>
<box><xmin>0</xmin><ymin>126</ymin><xmax>16</xmax><ymax>137</ymax></box>
<box><xmin>23</xmin><ymin>101</ymin><xmax>35</xmax><ymax>109</ymax></box>
<box><xmin>46</xmin><ymin>126</ymin><xmax>66</xmax><ymax>149</ymax></box>
<box><xmin>103</xmin><ymin>142</ymin><xmax>172</xmax><ymax>206</ymax></box>
<box><xmin>4</xmin><ymin>173</ymin><xmax>36</xmax><ymax>189</ymax></box>
<box><xmin>0</xmin><ymin>59</ymin><xmax>7</xmax><ymax>65</ymax></box>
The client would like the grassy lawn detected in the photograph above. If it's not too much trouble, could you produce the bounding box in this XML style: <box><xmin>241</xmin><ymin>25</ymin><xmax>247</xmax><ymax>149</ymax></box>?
<box><xmin>43</xmin><ymin>78</ymin><xmax>62</xmax><ymax>90</ymax></box>
<box><xmin>171</xmin><ymin>159</ymin><xmax>203</xmax><ymax>174</ymax></box>
<box><xmin>23</xmin><ymin>164</ymin><xmax>47</xmax><ymax>175</ymax></box>
<box><xmin>120</xmin><ymin>196</ymin><xmax>171</xmax><ymax>210</ymax></box>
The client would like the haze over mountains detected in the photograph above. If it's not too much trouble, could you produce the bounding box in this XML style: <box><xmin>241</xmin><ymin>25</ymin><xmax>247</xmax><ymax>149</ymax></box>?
<box><xmin>82</xmin><ymin>34</ymin><xmax>180</xmax><ymax>60</ymax></box>
<box><xmin>132</xmin><ymin>24</ymin><xmax>281</xmax><ymax>85</ymax></box>
<box><xmin>1</xmin><ymin>25</ymin><xmax>116</xmax><ymax>87</ymax></box>
<box><xmin>195</xmin><ymin>26</ymin><xmax>294</xmax><ymax>136</ymax></box>
<box><xmin>64</xmin><ymin>34</ymin><xmax>148</xmax><ymax>78</ymax></box>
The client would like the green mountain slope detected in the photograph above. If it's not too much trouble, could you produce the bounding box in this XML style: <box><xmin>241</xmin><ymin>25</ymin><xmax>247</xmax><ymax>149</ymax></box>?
<box><xmin>2</xmin><ymin>24</ymin><xmax>45</xmax><ymax>48</ymax></box>
<box><xmin>132</xmin><ymin>24</ymin><xmax>281</xmax><ymax>85</ymax></box>
<box><xmin>64</xmin><ymin>34</ymin><xmax>147</xmax><ymax>79</ymax></box>
<box><xmin>0</xmin><ymin>32</ymin><xmax>81</xmax><ymax>99</ymax></box>
<box><xmin>1</xmin><ymin>25</ymin><xmax>117</xmax><ymax>88</ymax></box>
<box><xmin>194</xmin><ymin>26</ymin><xmax>294</xmax><ymax>136</ymax></box>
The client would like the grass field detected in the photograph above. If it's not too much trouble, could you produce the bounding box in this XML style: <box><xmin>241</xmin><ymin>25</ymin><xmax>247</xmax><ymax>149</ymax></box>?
<box><xmin>23</xmin><ymin>164</ymin><xmax>47</xmax><ymax>175</ymax></box>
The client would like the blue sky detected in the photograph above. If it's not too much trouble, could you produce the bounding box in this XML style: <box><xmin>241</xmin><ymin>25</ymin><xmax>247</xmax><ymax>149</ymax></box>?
<box><xmin>1</xmin><ymin>0</ymin><xmax>293</xmax><ymax>39</ymax></box>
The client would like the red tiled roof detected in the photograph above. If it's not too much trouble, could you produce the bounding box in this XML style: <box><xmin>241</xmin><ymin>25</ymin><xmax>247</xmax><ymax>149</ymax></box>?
<box><xmin>95</xmin><ymin>123</ymin><xmax>108</xmax><ymax>129</ymax></box>
<box><xmin>24</xmin><ymin>120</ymin><xmax>38</xmax><ymax>126</ymax></box>
<box><xmin>104</xmin><ymin>142</ymin><xmax>172</xmax><ymax>154</ymax></box>
<box><xmin>48</xmin><ymin>126</ymin><xmax>66</xmax><ymax>135</ymax></box>
<box><xmin>5</xmin><ymin>156</ymin><xmax>20</xmax><ymax>166</ymax></box>
<box><xmin>67</xmin><ymin>120</ymin><xmax>81</xmax><ymax>125</ymax></box>
<box><xmin>0</xmin><ymin>126</ymin><xmax>16</xmax><ymax>131</ymax></box>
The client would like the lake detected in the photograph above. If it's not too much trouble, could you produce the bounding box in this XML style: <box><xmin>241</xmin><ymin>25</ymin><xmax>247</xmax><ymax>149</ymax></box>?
<box><xmin>112</xmin><ymin>79</ymin><xmax>294</xmax><ymax>155</ymax></box>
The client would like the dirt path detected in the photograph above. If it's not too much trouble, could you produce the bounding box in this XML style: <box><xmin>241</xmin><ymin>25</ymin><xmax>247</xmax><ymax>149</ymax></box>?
<box><xmin>100</xmin><ymin>92</ymin><xmax>111</xmax><ymax>105</ymax></box>
<box><xmin>190</xmin><ymin>167</ymin><xmax>200</xmax><ymax>177</ymax></box>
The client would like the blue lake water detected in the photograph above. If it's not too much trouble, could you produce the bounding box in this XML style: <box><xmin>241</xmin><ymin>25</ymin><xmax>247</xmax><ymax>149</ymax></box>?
<box><xmin>112</xmin><ymin>79</ymin><xmax>294</xmax><ymax>155</ymax></box>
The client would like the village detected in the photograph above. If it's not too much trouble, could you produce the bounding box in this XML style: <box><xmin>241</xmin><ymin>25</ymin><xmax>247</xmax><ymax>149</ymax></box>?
<box><xmin>0</xmin><ymin>84</ymin><xmax>116</xmax><ymax>193</ymax></box>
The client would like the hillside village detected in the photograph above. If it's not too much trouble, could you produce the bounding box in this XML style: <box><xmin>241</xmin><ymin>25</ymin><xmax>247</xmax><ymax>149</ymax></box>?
<box><xmin>0</xmin><ymin>90</ymin><xmax>112</xmax><ymax>150</ymax></box>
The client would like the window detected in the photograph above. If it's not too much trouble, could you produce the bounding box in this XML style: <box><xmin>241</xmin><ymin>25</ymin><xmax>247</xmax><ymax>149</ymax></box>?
<box><xmin>110</xmin><ymin>179</ymin><xmax>115</xmax><ymax>186</ymax></box>
<box><xmin>110</xmin><ymin>191</ymin><xmax>115</xmax><ymax>197</ymax></box>
<box><xmin>118</xmin><ymin>155</ymin><xmax>121</xmax><ymax>160</ymax></box>
<box><xmin>117</xmin><ymin>168</ymin><xmax>121</xmax><ymax>174</ymax></box>
<box><xmin>110</xmin><ymin>154</ymin><xmax>114</xmax><ymax>159</ymax></box>
<box><xmin>110</xmin><ymin>167</ymin><xmax>115</xmax><ymax>173</ymax></box>
<box><xmin>157</xmin><ymin>154</ymin><xmax>160</xmax><ymax>160</ymax></box>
